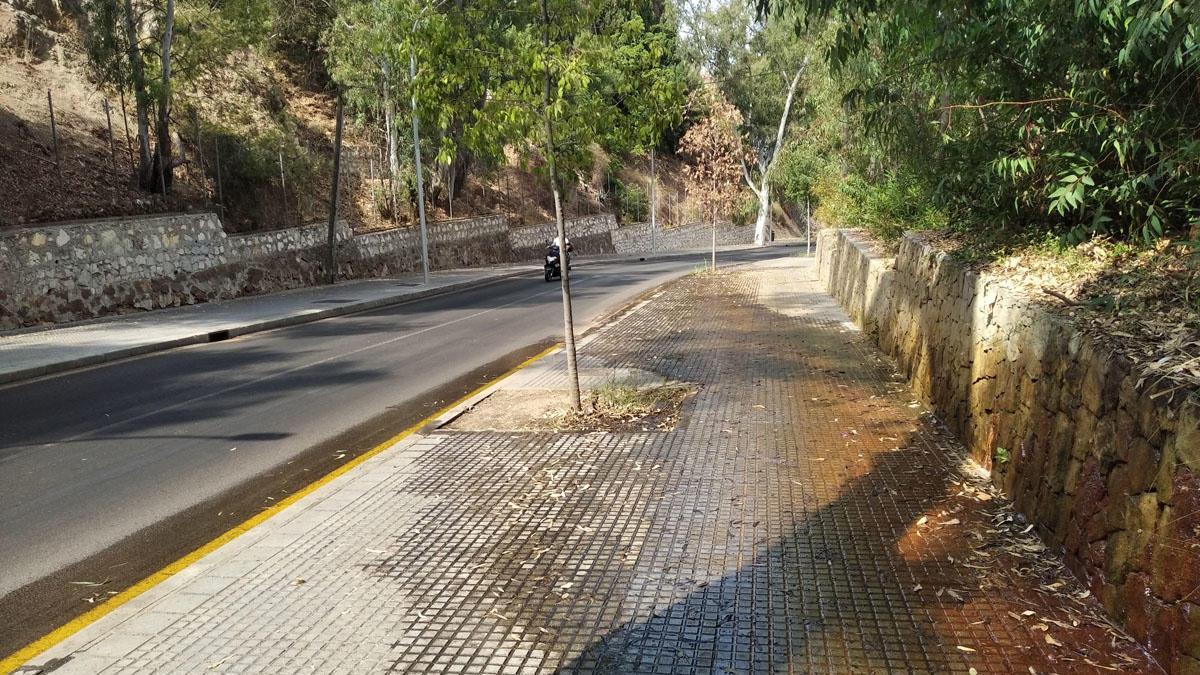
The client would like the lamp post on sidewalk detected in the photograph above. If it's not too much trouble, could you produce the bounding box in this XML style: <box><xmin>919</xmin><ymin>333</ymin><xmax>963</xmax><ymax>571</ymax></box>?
<box><xmin>409</xmin><ymin>19</ymin><xmax>430</xmax><ymax>286</ymax></box>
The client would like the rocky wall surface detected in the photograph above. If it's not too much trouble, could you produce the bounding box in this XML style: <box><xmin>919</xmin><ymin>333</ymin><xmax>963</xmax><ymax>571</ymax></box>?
<box><xmin>610</xmin><ymin>221</ymin><xmax>754</xmax><ymax>256</ymax></box>
<box><xmin>817</xmin><ymin>227</ymin><xmax>1200</xmax><ymax>673</ymax></box>
<box><xmin>509</xmin><ymin>214</ymin><xmax>617</xmax><ymax>260</ymax></box>
<box><xmin>0</xmin><ymin>214</ymin><xmax>352</xmax><ymax>328</ymax></box>
<box><xmin>0</xmin><ymin>211</ymin><xmax>763</xmax><ymax>330</ymax></box>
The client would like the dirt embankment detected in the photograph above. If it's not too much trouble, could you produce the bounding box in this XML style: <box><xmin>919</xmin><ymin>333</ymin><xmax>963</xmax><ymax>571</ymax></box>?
<box><xmin>0</xmin><ymin>6</ymin><xmax>709</xmax><ymax>234</ymax></box>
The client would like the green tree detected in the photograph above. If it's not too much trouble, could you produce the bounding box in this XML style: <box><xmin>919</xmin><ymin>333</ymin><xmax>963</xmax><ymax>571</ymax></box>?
<box><xmin>770</xmin><ymin>0</ymin><xmax>1200</xmax><ymax>244</ymax></box>
<box><xmin>681</xmin><ymin>0</ymin><xmax>813</xmax><ymax>244</ymax></box>
<box><xmin>83</xmin><ymin>0</ymin><xmax>272</xmax><ymax>192</ymax></box>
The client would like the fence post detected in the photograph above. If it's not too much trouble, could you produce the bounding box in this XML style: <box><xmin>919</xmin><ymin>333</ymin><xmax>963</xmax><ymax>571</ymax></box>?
<box><xmin>278</xmin><ymin>149</ymin><xmax>287</xmax><ymax>222</ymax></box>
<box><xmin>47</xmin><ymin>89</ymin><xmax>61</xmax><ymax>181</ymax></box>
<box><xmin>368</xmin><ymin>156</ymin><xmax>378</xmax><ymax>219</ymax></box>
<box><xmin>214</xmin><ymin>136</ymin><xmax>224</xmax><ymax>218</ymax></box>
<box><xmin>119</xmin><ymin>88</ymin><xmax>134</xmax><ymax>170</ymax></box>
<box><xmin>103</xmin><ymin>99</ymin><xmax>116</xmax><ymax>167</ymax></box>
<box><xmin>806</xmin><ymin>198</ymin><xmax>811</xmax><ymax>252</ymax></box>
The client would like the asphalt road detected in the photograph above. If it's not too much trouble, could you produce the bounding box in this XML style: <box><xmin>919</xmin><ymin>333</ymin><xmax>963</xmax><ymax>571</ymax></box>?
<box><xmin>0</xmin><ymin>245</ymin><xmax>799</xmax><ymax>605</ymax></box>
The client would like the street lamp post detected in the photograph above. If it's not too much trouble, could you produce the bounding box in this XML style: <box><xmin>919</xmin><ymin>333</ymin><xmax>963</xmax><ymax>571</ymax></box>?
<box><xmin>409</xmin><ymin>23</ymin><xmax>430</xmax><ymax>285</ymax></box>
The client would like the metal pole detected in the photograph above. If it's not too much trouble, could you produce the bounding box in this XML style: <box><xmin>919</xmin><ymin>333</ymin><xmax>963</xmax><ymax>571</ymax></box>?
<box><xmin>326</xmin><ymin>95</ymin><xmax>346</xmax><ymax>284</ymax></box>
<box><xmin>47</xmin><ymin>89</ymin><xmax>61</xmax><ymax>181</ymax></box>
<box><xmin>806</xmin><ymin>197</ymin><xmax>811</xmax><ymax>252</ymax></box>
<box><xmin>278</xmin><ymin>149</ymin><xmax>287</xmax><ymax>221</ymax></box>
<box><xmin>409</xmin><ymin>40</ymin><xmax>430</xmax><ymax>285</ymax></box>
<box><xmin>649</xmin><ymin>147</ymin><xmax>657</xmax><ymax>252</ymax></box>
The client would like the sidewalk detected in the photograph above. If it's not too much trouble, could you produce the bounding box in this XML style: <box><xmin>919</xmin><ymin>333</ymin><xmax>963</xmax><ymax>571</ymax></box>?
<box><xmin>0</xmin><ymin>264</ymin><xmax>541</xmax><ymax>385</ymax></box>
<box><xmin>10</xmin><ymin>255</ymin><xmax>1155</xmax><ymax>673</ymax></box>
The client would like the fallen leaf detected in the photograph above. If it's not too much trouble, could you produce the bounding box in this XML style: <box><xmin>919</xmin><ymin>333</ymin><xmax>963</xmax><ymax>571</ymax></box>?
<box><xmin>1045</xmin><ymin>634</ymin><xmax>1063</xmax><ymax>647</ymax></box>
<box><xmin>956</xmin><ymin>645</ymin><xmax>976</xmax><ymax>653</ymax></box>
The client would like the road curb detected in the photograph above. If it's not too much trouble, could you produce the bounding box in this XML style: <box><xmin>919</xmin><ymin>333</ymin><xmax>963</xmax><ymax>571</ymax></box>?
<box><xmin>0</xmin><ymin>269</ymin><xmax>534</xmax><ymax>387</ymax></box>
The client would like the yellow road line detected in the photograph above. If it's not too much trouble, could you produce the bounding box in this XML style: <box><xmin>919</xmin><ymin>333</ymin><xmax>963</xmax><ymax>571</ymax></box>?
<box><xmin>0</xmin><ymin>344</ymin><xmax>558</xmax><ymax>674</ymax></box>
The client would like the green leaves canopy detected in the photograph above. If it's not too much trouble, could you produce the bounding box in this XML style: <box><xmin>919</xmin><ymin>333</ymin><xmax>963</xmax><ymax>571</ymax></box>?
<box><xmin>767</xmin><ymin>0</ymin><xmax>1200</xmax><ymax>243</ymax></box>
<box><xmin>325</xmin><ymin>0</ymin><xmax>686</xmax><ymax>185</ymax></box>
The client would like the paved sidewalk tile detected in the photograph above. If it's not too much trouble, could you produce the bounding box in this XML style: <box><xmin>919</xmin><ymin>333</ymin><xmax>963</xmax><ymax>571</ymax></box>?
<box><xmin>21</xmin><ymin>256</ymin><xmax>1158</xmax><ymax>674</ymax></box>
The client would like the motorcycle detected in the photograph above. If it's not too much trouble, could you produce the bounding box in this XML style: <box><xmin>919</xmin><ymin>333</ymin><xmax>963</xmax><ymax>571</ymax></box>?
<box><xmin>543</xmin><ymin>242</ymin><xmax>572</xmax><ymax>282</ymax></box>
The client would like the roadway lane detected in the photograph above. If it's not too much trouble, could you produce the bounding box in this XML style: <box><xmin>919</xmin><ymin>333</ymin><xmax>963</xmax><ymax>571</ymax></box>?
<box><xmin>0</xmin><ymin>246</ymin><xmax>797</xmax><ymax>598</ymax></box>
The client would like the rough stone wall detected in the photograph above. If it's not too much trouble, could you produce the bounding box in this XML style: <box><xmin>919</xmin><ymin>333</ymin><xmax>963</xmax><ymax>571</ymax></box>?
<box><xmin>509</xmin><ymin>214</ymin><xmax>617</xmax><ymax>260</ymax></box>
<box><xmin>0</xmin><ymin>214</ymin><xmax>353</xmax><ymax>328</ymax></box>
<box><xmin>610</xmin><ymin>221</ymin><xmax>754</xmax><ymax>256</ymax></box>
<box><xmin>0</xmin><ymin>211</ymin><xmax>760</xmax><ymax>330</ymax></box>
<box><xmin>351</xmin><ymin>215</ymin><xmax>514</xmax><ymax>276</ymax></box>
<box><xmin>818</xmin><ymin>227</ymin><xmax>1200</xmax><ymax>673</ymax></box>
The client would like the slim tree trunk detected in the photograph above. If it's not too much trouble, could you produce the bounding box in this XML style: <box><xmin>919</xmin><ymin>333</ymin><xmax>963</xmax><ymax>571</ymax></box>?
<box><xmin>382</xmin><ymin>66</ymin><xmax>400</xmax><ymax>218</ymax></box>
<box><xmin>541</xmin><ymin>0</ymin><xmax>581</xmax><ymax>412</ymax></box>
<box><xmin>649</xmin><ymin>147</ymin><xmax>657</xmax><ymax>251</ymax></box>
<box><xmin>121</xmin><ymin>0</ymin><xmax>151</xmax><ymax>186</ymax></box>
<box><xmin>409</xmin><ymin>45</ymin><xmax>430</xmax><ymax>285</ymax></box>
<box><xmin>154</xmin><ymin>0</ymin><xmax>175</xmax><ymax>194</ymax></box>
<box><xmin>327</xmin><ymin>95</ymin><xmax>345</xmax><ymax>284</ymax></box>
<box><xmin>711</xmin><ymin>213</ymin><xmax>717</xmax><ymax>271</ymax></box>
<box><xmin>753</xmin><ymin>179</ymin><xmax>771</xmax><ymax>244</ymax></box>
<box><xmin>746</xmin><ymin>59</ymin><xmax>807</xmax><ymax>246</ymax></box>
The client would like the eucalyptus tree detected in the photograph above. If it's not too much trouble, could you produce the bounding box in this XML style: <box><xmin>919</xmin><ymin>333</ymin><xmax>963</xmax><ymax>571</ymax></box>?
<box><xmin>681</xmin><ymin>0</ymin><xmax>813</xmax><ymax>245</ymax></box>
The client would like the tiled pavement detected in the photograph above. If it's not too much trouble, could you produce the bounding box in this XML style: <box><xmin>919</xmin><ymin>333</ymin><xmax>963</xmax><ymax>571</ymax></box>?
<box><xmin>18</xmin><ymin>256</ymin><xmax>1158</xmax><ymax>674</ymax></box>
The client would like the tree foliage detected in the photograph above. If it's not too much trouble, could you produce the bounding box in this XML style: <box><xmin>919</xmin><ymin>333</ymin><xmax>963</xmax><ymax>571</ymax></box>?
<box><xmin>679</xmin><ymin>82</ymin><xmax>745</xmax><ymax>226</ymax></box>
<box><xmin>325</xmin><ymin>0</ymin><xmax>686</xmax><ymax>210</ymax></box>
<box><xmin>764</xmin><ymin>0</ymin><xmax>1200</xmax><ymax>244</ymax></box>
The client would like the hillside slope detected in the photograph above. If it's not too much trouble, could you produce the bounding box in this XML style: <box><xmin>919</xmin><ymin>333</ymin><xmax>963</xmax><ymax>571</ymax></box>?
<box><xmin>1</xmin><ymin>3</ymin><xmax>712</xmax><ymax>234</ymax></box>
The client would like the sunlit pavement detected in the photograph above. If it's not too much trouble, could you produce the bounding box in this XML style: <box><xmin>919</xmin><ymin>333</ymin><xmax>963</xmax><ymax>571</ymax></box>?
<box><xmin>18</xmin><ymin>255</ymin><xmax>1158</xmax><ymax>674</ymax></box>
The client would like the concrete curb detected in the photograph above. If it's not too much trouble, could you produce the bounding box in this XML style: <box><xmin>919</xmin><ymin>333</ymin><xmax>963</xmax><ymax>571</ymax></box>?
<box><xmin>0</xmin><ymin>268</ymin><xmax>535</xmax><ymax>386</ymax></box>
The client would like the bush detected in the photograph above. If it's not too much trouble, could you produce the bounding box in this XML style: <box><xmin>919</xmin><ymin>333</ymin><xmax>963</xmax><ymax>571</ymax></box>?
<box><xmin>814</xmin><ymin>169</ymin><xmax>948</xmax><ymax>242</ymax></box>
<box><xmin>205</xmin><ymin>125</ymin><xmax>324</xmax><ymax>229</ymax></box>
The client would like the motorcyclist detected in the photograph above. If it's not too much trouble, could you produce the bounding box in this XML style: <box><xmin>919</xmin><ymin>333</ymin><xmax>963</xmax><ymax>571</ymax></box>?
<box><xmin>547</xmin><ymin>235</ymin><xmax>573</xmax><ymax>268</ymax></box>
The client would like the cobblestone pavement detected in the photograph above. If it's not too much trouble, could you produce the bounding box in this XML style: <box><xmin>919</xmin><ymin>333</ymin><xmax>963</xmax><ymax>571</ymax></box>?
<box><xmin>20</xmin><ymin>256</ymin><xmax>1157</xmax><ymax>674</ymax></box>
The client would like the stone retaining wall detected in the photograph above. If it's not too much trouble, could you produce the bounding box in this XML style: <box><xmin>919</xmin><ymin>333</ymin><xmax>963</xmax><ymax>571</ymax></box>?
<box><xmin>610</xmin><ymin>221</ymin><xmax>754</xmax><ymax>256</ymax></box>
<box><xmin>817</xmin><ymin>227</ymin><xmax>1200</xmax><ymax>673</ymax></box>
<box><xmin>0</xmin><ymin>211</ymin><xmax>743</xmax><ymax>329</ymax></box>
<box><xmin>510</xmin><ymin>214</ymin><xmax>617</xmax><ymax>259</ymax></box>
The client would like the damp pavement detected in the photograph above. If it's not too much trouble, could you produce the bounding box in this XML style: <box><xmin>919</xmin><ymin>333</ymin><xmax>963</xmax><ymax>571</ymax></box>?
<box><xmin>13</xmin><ymin>255</ymin><xmax>1159</xmax><ymax>674</ymax></box>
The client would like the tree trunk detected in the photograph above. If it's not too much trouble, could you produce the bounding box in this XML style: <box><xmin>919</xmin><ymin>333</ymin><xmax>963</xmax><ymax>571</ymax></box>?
<box><xmin>711</xmin><ymin>211</ymin><xmax>717</xmax><ymax>271</ymax></box>
<box><xmin>753</xmin><ymin>179</ymin><xmax>771</xmax><ymax>245</ymax></box>
<box><xmin>746</xmin><ymin>59</ymin><xmax>806</xmax><ymax>247</ymax></box>
<box><xmin>541</xmin><ymin>0</ymin><xmax>581</xmax><ymax>412</ymax></box>
<box><xmin>121</xmin><ymin>0</ymin><xmax>151</xmax><ymax>187</ymax></box>
<box><xmin>382</xmin><ymin>65</ymin><xmax>400</xmax><ymax>218</ymax></box>
<box><xmin>410</xmin><ymin>45</ymin><xmax>430</xmax><ymax>285</ymax></box>
<box><xmin>326</xmin><ymin>95</ymin><xmax>345</xmax><ymax>284</ymax></box>
<box><xmin>152</xmin><ymin>0</ymin><xmax>175</xmax><ymax>193</ymax></box>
